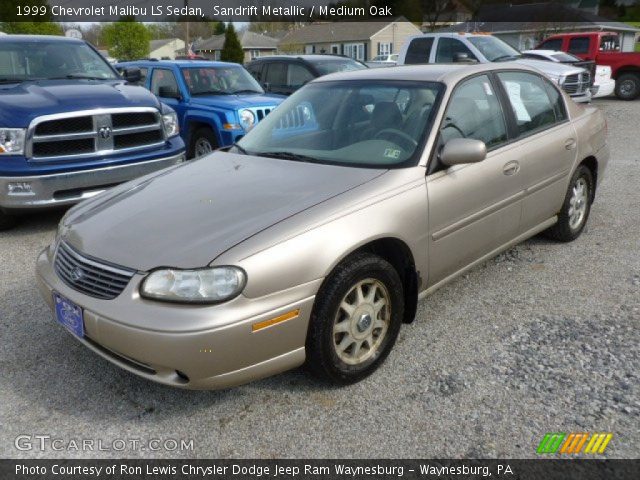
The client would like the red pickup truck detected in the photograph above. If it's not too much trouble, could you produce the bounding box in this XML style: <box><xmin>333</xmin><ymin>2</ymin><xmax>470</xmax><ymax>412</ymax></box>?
<box><xmin>537</xmin><ymin>31</ymin><xmax>640</xmax><ymax>100</ymax></box>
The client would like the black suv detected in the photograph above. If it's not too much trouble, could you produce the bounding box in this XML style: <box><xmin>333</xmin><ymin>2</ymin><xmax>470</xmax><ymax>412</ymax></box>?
<box><xmin>246</xmin><ymin>55</ymin><xmax>367</xmax><ymax>96</ymax></box>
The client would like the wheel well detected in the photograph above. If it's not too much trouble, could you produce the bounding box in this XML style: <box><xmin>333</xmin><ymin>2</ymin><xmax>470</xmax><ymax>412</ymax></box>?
<box><xmin>613</xmin><ymin>67</ymin><xmax>640</xmax><ymax>80</ymax></box>
<box><xmin>187</xmin><ymin>121</ymin><xmax>217</xmax><ymax>146</ymax></box>
<box><xmin>355</xmin><ymin>238</ymin><xmax>419</xmax><ymax>324</ymax></box>
<box><xmin>580</xmin><ymin>156</ymin><xmax>598</xmax><ymax>202</ymax></box>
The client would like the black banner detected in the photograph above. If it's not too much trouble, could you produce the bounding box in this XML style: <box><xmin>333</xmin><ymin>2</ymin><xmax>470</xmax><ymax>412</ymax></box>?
<box><xmin>1</xmin><ymin>459</ymin><xmax>639</xmax><ymax>480</ymax></box>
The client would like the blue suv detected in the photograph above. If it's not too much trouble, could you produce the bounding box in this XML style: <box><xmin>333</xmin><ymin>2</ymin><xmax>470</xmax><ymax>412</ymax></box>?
<box><xmin>116</xmin><ymin>60</ymin><xmax>284</xmax><ymax>158</ymax></box>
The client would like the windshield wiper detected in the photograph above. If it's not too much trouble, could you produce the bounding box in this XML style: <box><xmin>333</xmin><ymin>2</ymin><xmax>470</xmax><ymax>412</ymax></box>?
<box><xmin>230</xmin><ymin>89</ymin><xmax>262</xmax><ymax>95</ymax></box>
<box><xmin>232</xmin><ymin>143</ymin><xmax>249</xmax><ymax>155</ymax></box>
<box><xmin>0</xmin><ymin>78</ymin><xmax>25</xmax><ymax>84</ymax></box>
<box><xmin>259</xmin><ymin>151</ymin><xmax>318</xmax><ymax>163</ymax></box>
<box><xmin>191</xmin><ymin>90</ymin><xmax>231</xmax><ymax>95</ymax></box>
<box><xmin>492</xmin><ymin>55</ymin><xmax>521</xmax><ymax>62</ymax></box>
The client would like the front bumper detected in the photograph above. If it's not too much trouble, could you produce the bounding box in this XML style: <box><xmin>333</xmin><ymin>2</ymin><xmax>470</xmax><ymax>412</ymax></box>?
<box><xmin>569</xmin><ymin>90</ymin><xmax>592</xmax><ymax>103</ymax></box>
<box><xmin>36</xmin><ymin>246</ymin><xmax>318</xmax><ymax>390</ymax></box>
<box><xmin>592</xmin><ymin>79</ymin><xmax>615</xmax><ymax>99</ymax></box>
<box><xmin>1</xmin><ymin>152</ymin><xmax>185</xmax><ymax>211</ymax></box>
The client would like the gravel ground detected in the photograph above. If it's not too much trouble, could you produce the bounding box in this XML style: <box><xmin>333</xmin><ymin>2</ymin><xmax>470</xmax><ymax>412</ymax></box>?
<box><xmin>0</xmin><ymin>98</ymin><xmax>638</xmax><ymax>460</ymax></box>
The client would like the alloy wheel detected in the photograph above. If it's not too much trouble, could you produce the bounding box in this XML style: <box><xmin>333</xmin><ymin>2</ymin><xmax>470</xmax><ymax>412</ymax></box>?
<box><xmin>568</xmin><ymin>177</ymin><xmax>589</xmax><ymax>230</ymax></box>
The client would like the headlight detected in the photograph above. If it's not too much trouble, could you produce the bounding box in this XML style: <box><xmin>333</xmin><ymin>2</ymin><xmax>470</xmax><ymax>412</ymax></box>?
<box><xmin>0</xmin><ymin>128</ymin><xmax>26</xmax><ymax>155</ymax></box>
<box><xmin>162</xmin><ymin>112</ymin><xmax>179</xmax><ymax>138</ymax></box>
<box><xmin>239</xmin><ymin>109</ymin><xmax>255</xmax><ymax>131</ymax></box>
<box><xmin>140</xmin><ymin>267</ymin><xmax>246</xmax><ymax>304</ymax></box>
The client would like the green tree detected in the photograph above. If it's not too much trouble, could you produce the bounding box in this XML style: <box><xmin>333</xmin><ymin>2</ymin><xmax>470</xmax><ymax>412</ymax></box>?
<box><xmin>0</xmin><ymin>22</ymin><xmax>63</xmax><ymax>35</ymax></box>
<box><xmin>102</xmin><ymin>19</ymin><xmax>151</xmax><ymax>61</ymax></box>
<box><xmin>214</xmin><ymin>22</ymin><xmax>227</xmax><ymax>35</ymax></box>
<box><xmin>220</xmin><ymin>23</ymin><xmax>244</xmax><ymax>63</ymax></box>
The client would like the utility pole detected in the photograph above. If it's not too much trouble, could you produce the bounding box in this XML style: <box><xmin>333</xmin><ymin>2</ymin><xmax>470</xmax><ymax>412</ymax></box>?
<box><xmin>184</xmin><ymin>0</ymin><xmax>190</xmax><ymax>54</ymax></box>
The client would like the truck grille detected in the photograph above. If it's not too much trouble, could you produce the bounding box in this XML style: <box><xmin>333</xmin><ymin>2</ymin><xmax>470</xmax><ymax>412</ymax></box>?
<box><xmin>54</xmin><ymin>241</ymin><xmax>136</xmax><ymax>300</ymax></box>
<box><xmin>254</xmin><ymin>107</ymin><xmax>273</xmax><ymax>121</ymax></box>
<box><xmin>562</xmin><ymin>72</ymin><xmax>591</xmax><ymax>96</ymax></box>
<box><xmin>28</xmin><ymin>109</ymin><xmax>165</xmax><ymax>161</ymax></box>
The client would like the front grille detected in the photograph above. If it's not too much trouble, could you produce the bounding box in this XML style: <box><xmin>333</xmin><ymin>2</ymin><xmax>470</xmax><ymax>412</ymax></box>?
<box><xmin>255</xmin><ymin>108</ymin><xmax>273</xmax><ymax>121</ymax></box>
<box><xmin>562</xmin><ymin>72</ymin><xmax>591</xmax><ymax>95</ymax></box>
<box><xmin>54</xmin><ymin>241</ymin><xmax>135</xmax><ymax>300</ymax></box>
<box><xmin>28</xmin><ymin>109</ymin><xmax>164</xmax><ymax>160</ymax></box>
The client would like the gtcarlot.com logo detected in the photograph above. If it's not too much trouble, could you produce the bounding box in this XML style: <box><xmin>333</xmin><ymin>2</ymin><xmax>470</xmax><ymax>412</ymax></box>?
<box><xmin>537</xmin><ymin>432</ymin><xmax>613</xmax><ymax>455</ymax></box>
<box><xmin>14</xmin><ymin>435</ymin><xmax>194</xmax><ymax>452</ymax></box>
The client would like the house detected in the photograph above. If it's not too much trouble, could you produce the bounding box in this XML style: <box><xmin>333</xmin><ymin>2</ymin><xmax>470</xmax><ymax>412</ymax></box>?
<box><xmin>149</xmin><ymin>38</ymin><xmax>185</xmax><ymax>60</ymax></box>
<box><xmin>438</xmin><ymin>2</ymin><xmax>640</xmax><ymax>51</ymax></box>
<box><xmin>194</xmin><ymin>31</ymin><xmax>279</xmax><ymax>63</ymax></box>
<box><xmin>278</xmin><ymin>18</ymin><xmax>423</xmax><ymax>62</ymax></box>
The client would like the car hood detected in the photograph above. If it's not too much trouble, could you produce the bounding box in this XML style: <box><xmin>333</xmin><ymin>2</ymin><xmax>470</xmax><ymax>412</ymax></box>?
<box><xmin>189</xmin><ymin>93</ymin><xmax>284</xmax><ymax>110</ymax></box>
<box><xmin>515</xmin><ymin>58</ymin><xmax>585</xmax><ymax>76</ymax></box>
<box><xmin>0</xmin><ymin>80</ymin><xmax>159</xmax><ymax>127</ymax></box>
<box><xmin>63</xmin><ymin>152</ymin><xmax>387</xmax><ymax>271</ymax></box>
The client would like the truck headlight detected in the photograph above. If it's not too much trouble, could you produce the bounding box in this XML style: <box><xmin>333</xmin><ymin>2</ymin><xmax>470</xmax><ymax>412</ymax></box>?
<box><xmin>140</xmin><ymin>267</ymin><xmax>246</xmax><ymax>304</ymax></box>
<box><xmin>239</xmin><ymin>109</ymin><xmax>255</xmax><ymax>131</ymax></box>
<box><xmin>0</xmin><ymin>129</ymin><xmax>26</xmax><ymax>155</ymax></box>
<box><xmin>162</xmin><ymin>112</ymin><xmax>179</xmax><ymax>138</ymax></box>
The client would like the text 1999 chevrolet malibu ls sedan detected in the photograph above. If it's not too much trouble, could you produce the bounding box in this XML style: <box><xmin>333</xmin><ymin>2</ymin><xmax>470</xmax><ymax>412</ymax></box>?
<box><xmin>36</xmin><ymin>63</ymin><xmax>608</xmax><ymax>389</ymax></box>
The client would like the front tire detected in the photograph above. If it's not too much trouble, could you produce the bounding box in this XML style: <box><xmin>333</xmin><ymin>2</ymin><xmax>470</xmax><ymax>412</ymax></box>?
<box><xmin>305</xmin><ymin>252</ymin><xmax>404</xmax><ymax>385</ymax></box>
<box><xmin>545</xmin><ymin>165</ymin><xmax>594</xmax><ymax>242</ymax></box>
<box><xmin>0</xmin><ymin>211</ymin><xmax>18</xmax><ymax>231</ymax></box>
<box><xmin>188</xmin><ymin>127</ymin><xmax>217</xmax><ymax>159</ymax></box>
<box><xmin>615</xmin><ymin>73</ymin><xmax>640</xmax><ymax>100</ymax></box>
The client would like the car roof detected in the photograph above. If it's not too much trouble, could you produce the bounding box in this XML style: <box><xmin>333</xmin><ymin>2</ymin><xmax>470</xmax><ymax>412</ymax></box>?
<box><xmin>312</xmin><ymin>62</ymin><xmax>541</xmax><ymax>85</ymax></box>
<box><xmin>0</xmin><ymin>35</ymin><xmax>84</xmax><ymax>44</ymax></box>
<box><xmin>545</xmin><ymin>31</ymin><xmax>617</xmax><ymax>38</ymax></box>
<box><xmin>249</xmin><ymin>55</ymin><xmax>358</xmax><ymax>62</ymax></box>
<box><xmin>116</xmin><ymin>60</ymin><xmax>241</xmax><ymax>68</ymax></box>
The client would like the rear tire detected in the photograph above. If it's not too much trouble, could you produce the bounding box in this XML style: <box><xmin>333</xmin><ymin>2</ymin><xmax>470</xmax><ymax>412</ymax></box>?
<box><xmin>0</xmin><ymin>211</ymin><xmax>18</xmax><ymax>231</ymax></box>
<box><xmin>188</xmin><ymin>127</ymin><xmax>217</xmax><ymax>159</ymax></box>
<box><xmin>544</xmin><ymin>165</ymin><xmax>594</xmax><ymax>242</ymax></box>
<box><xmin>305</xmin><ymin>252</ymin><xmax>404</xmax><ymax>385</ymax></box>
<box><xmin>614</xmin><ymin>73</ymin><xmax>640</xmax><ymax>100</ymax></box>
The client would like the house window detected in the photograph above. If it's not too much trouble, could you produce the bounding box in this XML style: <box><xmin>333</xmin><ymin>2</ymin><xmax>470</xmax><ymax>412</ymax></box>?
<box><xmin>331</xmin><ymin>44</ymin><xmax>340</xmax><ymax>54</ymax></box>
<box><xmin>250</xmin><ymin>50</ymin><xmax>260</xmax><ymax>59</ymax></box>
<box><xmin>378</xmin><ymin>42</ymin><xmax>392</xmax><ymax>56</ymax></box>
<box><xmin>344</xmin><ymin>43</ymin><xmax>365</xmax><ymax>61</ymax></box>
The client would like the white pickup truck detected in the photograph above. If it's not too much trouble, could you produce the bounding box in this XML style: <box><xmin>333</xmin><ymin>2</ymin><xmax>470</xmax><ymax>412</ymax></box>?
<box><xmin>398</xmin><ymin>33</ymin><xmax>592</xmax><ymax>103</ymax></box>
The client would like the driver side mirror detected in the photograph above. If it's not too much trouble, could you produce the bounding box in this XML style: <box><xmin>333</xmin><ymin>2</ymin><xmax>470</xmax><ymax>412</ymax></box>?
<box><xmin>158</xmin><ymin>85</ymin><xmax>181</xmax><ymax>99</ymax></box>
<box><xmin>440</xmin><ymin>138</ymin><xmax>486</xmax><ymax>166</ymax></box>
<box><xmin>453</xmin><ymin>52</ymin><xmax>476</xmax><ymax>63</ymax></box>
<box><xmin>121</xmin><ymin>67</ymin><xmax>141</xmax><ymax>83</ymax></box>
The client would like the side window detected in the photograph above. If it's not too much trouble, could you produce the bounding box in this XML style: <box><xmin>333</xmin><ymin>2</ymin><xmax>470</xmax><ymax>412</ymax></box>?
<box><xmin>404</xmin><ymin>37</ymin><xmax>434</xmax><ymax>64</ymax></box>
<box><xmin>538</xmin><ymin>38</ymin><xmax>563</xmax><ymax>51</ymax></box>
<box><xmin>264</xmin><ymin>62</ymin><xmax>286</xmax><ymax>86</ymax></box>
<box><xmin>600</xmin><ymin>35</ymin><xmax>620</xmax><ymax>51</ymax></box>
<box><xmin>435</xmin><ymin>38</ymin><xmax>476</xmax><ymax>63</ymax></box>
<box><xmin>441</xmin><ymin>74</ymin><xmax>507</xmax><ymax>149</ymax></box>
<box><xmin>287</xmin><ymin>64</ymin><xmax>314</xmax><ymax>88</ymax></box>
<box><xmin>150</xmin><ymin>68</ymin><xmax>179</xmax><ymax>97</ymax></box>
<box><xmin>247</xmin><ymin>63</ymin><xmax>263</xmax><ymax>82</ymax></box>
<box><xmin>542</xmin><ymin>79</ymin><xmax>568</xmax><ymax>123</ymax></box>
<box><xmin>568</xmin><ymin>37</ymin><xmax>590</xmax><ymax>54</ymax></box>
<box><xmin>497</xmin><ymin>71</ymin><xmax>559</xmax><ymax>136</ymax></box>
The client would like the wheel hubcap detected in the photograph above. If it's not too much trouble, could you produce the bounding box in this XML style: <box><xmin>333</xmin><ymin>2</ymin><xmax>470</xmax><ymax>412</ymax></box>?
<box><xmin>568</xmin><ymin>177</ymin><xmax>588</xmax><ymax>230</ymax></box>
<box><xmin>333</xmin><ymin>279</ymin><xmax>391</xmax><ymax>365</ymax></box>
<box><xmin>621</xmin><ymin>80</ymin><xmax>634</xmax><ymax>95</ymax></box>
<box><xmin>195</xmin><ymin>138</ymin><xmax>213</xmax><ymax>158</ymax></box>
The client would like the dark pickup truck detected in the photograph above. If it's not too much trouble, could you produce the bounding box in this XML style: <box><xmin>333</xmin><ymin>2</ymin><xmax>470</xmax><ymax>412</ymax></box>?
<box><xmin>0</xmin><ymin>35</ymin><xmax>186</xmax><ymax>229</ymax></box>
<box><xmin>537</xmin><ymin>31</ymin><xmax>640</xmax><ymax>100</ymax></box>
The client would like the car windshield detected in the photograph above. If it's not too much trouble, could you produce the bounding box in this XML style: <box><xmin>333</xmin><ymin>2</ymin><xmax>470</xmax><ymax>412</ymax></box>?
<box><xmin>312</xmin><ymin>59</ymin><xmax>367</xmax><ymax>75</ymax></box>
<box><xmin>467</xmin><ymin>36</ymin><xmax>522</xmax><ymax>62</ymax></box>
<box><xmin>182</xmin><ymin>66</ymin><xmax>263</xmax><ymax>95</ymax></box>
<box><xmin>0</xmin><ymin>41</ymin><xmax>118</xmax><ymax>82</ymax></box>
<box><xmin>236</xmin><ymin>80</ymin><xmax>444</xmax><ymax>168</ymax></box>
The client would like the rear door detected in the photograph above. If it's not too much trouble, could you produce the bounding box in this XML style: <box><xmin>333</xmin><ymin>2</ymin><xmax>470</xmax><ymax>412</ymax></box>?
<box><xmin>263</xmin><ymin>61</ymin><xmax>294</xmax><ymax>95</ymax></box>
<box><xmin>495</xmin><ymin>71</ymin><xmax>576</xmax><ymax>231</ymax></box>
<box><xmin>427</xmin><ymin>73</ymin><xmax>523</xmax><ymax>285</ymax></box>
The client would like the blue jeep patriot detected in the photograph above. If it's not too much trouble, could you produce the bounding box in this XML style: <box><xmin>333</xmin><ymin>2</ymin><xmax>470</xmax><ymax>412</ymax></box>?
<box><xmin>115</xmin><ymin>60</ymin><xmax>283</xmax><ymax>158</ymax></box>
<box><xmin>0</xmin><ymin>36</ymin><xmax>186</xmax><ymax>230</ymax></box>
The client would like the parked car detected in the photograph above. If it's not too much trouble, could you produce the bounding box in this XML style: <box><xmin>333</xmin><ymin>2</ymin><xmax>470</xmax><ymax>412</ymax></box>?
<box><xmin>37</xmin><ymin>63</ymin><xmax>608</xmax><ymax>390</ymax></box>
<box><xmin>523</xmin><ymin>50</ymin><xmax>615</xmax><ymax>98</ymax></box>
<box><xmin>115</xmin><ymin>60</ymin><xmax>283</xmax><ymax>158</ymax></box>
<box><xmin>398</xmin><ymin>33</ymin><xmax>593</xmax><ymax>103</ymax></box>
<box><xmin>246</xmin><ymin>55</ymin><xmax>367</xmax><ymax>96</ymax></box>
<box><xmin>0</xmin><ymin>35</ymin><xmax>185</xmax><ymax>230</ymax></box>
<box><xmin>366</xmin><ymin>53</ymin><xmax>399</xmax><ymax>68</ymax></box>
<box><xmin>536</xmin><ymin>31</ymin><xmax>640</xmax><ymax>100</ymax></box>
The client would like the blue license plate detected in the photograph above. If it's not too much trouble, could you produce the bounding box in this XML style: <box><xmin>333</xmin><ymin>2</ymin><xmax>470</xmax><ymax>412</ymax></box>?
<box><xmin>53</xmin><ymin>292</ymin><xmax>84</xmax><ymax>338</ymax></box>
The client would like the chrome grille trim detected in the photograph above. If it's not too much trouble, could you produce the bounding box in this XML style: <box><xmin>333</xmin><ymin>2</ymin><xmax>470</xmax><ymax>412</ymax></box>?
<box><xmin>54</xmin><ymin>241</ymin><xmax>135</xmax><ymax>300</ymax></box>
<box><xmin>562</xmin><ymin>72</ymin><xmax>591</xmax><ymax>95</ymax></box>
<box><xmin>26</xmin><ymin>107</ymin><xmax>165</xmax><ymax>161</ymax></box>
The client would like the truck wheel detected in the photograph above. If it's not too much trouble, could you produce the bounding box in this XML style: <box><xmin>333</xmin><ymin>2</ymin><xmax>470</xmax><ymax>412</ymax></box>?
<box><xmin>544</xmin><ymin>165</ymin><xmax>594</xmax><ymax>242</ymax></box>
<box><xmin>0</xmin><ymin>211</ymin><xmax>18</xmax><ymax>231</ymax></box>
<box><xmin>615</xmin><ymin>73</ymin><xmax>640</xmax><ymax>100</ymax></box>
<box><xmin>305</xmin><ymin>252</ymin><xmax>404</xmax><ymax>385</ymax></box>
<box><xmin>189</xmin><ymin>128</ymin><xmax>217</xmax><ymax>159</ymax></box>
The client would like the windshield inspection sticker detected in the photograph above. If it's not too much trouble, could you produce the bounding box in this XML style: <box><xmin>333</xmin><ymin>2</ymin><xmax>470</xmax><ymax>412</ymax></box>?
<box><xmin>384</xmin><ymin>148</ymin><xmax>401</xmax><ymax>159</ymax></box>
<box><xmin>504</xmin><ymin>81</ymin><xmax>531</xmax><ymax>122</ymax></box>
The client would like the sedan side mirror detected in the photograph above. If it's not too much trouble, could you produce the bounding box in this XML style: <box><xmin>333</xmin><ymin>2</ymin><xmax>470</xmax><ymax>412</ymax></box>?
<box><xmin>121</xmin><ymin>67</ymin><xmax>142</xmax><ymax>83</ymax></box>
<box><xmin>440</xmin><ymin>138</ymin><xmax>487</xmax><ymax>166</ymax></box>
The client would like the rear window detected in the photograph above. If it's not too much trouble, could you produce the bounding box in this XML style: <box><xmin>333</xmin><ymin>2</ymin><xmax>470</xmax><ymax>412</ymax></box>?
<box><xmin>404</xmin><ymin>38</ymin><xmax>434</xmax><ymax>64</ymax></box>
<box><xmin>600</xmin><ymin>35</ymin><xmax>620</xmax><ymax>51</ymax></box>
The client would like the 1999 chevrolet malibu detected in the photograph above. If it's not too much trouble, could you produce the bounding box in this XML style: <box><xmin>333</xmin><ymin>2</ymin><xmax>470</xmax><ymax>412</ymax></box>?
<box><xmin>36</xmin><ymin>63</ymin><xmax>608</xmax><ymax>389</ymax></box>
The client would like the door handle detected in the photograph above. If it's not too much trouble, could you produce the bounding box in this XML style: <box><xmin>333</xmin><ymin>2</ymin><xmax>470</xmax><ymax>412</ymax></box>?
<box><xmin>565</xmin><ymin>138</ymin><xmax>577</xmax><ymax>150</ymax></box>
<box><xmin>503</xmin><ymin>160</ymin><xmax>520</xmax><ymax>176</ymax></box>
